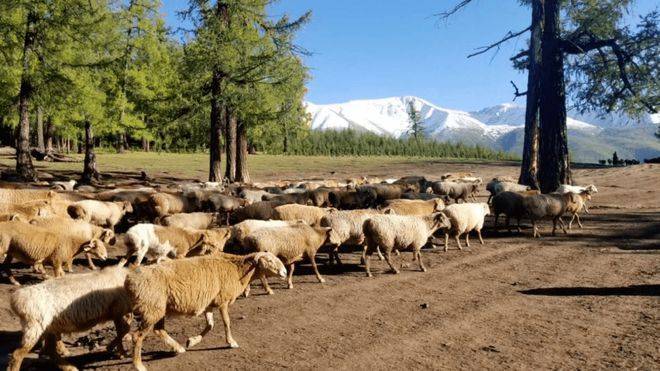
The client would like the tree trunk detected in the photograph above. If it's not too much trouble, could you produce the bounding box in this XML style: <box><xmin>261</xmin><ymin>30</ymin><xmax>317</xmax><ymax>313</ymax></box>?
<box><xmin>142</xmin><ymin>137</ymin><xmax>150</xmax><ymax>152</ymax></box>
<box><xmin>44</xmin><ymin>115</ymin><xmax>54</xmax><ymax>153</ymax></box>
<box><xmin>36</xmin><ymin>106</ymin><xmax>44</xmax><ymax>152</ymax></box>
<box><xmin>81</xmin><ymin>121</ymin><xmax>100</xmax><ymax>184</ymax></box>
<box><xmin>117</xmin><ymin>132</ymin><xmax>126</xmax><ymax>153</ymax></box>
<box><xmin>519</xmin><ymin>0</ymin><xmax>543</xmax><ymax>189</ymax></box>
<box><xmin>15</xmin><ymin>11</ymin><xmax>37</xmax><ymax>182</ymax></box>
<box><xmin>538</xmin><ymin>0</ymin><xmax>571</xmax><ymax>193</ymax></box>
<box><xmin>236</xmin><ymin>120</ymin><xmax>250</xmax><ymax>183</ymax></box>
<box><xmin>77</xmin><ymin>134</ymin><xmax>83</xmax><ymax>154</ymax></box>
<box><xmin>283</xmin><ymin>123</ymin><xmax>289</xmax><ymax>154</ymax></box>
<box><xmin>224</xmin><ymin>108</ymin><xmax>237</xmax><ymax>182</ymax></box>
<box><xmin>209</xmin><ymin>71</ymin><xmax>224</xmax><ymax>182</ymax></box>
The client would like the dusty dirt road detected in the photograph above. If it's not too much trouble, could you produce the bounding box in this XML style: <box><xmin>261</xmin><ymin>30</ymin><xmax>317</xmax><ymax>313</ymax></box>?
<box><xmin>0</xmin><ymin>162</ymin><xmax>658</xmax><ymax>370</ymax></box>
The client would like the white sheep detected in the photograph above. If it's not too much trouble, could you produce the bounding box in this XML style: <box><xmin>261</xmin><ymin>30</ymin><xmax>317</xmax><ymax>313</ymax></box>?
<box><xmin>243</xmin><ymin>224</ymin><xmax>332</xmax><ymax>292</ymax></box>
<box><xmin>159</xmin><ymin>212</ymin><xmax>220</xmax><ymax>229</ymax></box>
<box><xmin>67</xmin><ymin>200</ymin><xmax>133</xmax><ymax>230</ymax></box>
<box><xmin>126</xmin><ymin>252</ymin><xmax>287</xmax><ymax>371</ymax></box>
<box><xmin>319</xmin><ymin>209</ymin><xmax>387</xmax><ymax>265</ymax></box>
<box><xmin>230</xmin><ymin>219</ymin><xmax>304</xmax><ymax>247</ymax></box>
<box><xmin>121</xmin><ymin>223</ymin><xmax>231</xmax><ymax>266</ymax></box>
<box><xmin>362</xmin><ymin>213</ymin><xmax>451</xmax><ymax>277</ymax></box>
<box><xmin>272</xmin><ymin>204</ymin><xmax>335</xmax><ymax>226</ymax></box>
<box><xmin>555</xmin><ymin>184</ymin><xmax>598</xmax><ymax>195</ymax></box>
<box><xmin>441</xmin><ymin>203</ymin><xmax>491</xmax><ymax>251</ymax></box>
<box><xmin>8</xmin><ymin>266</ymin><xmax>132</xmax><ymax>371</ymax></box>
<box><xmin>51</xmin><ymin>179</ymin><xmax>77</xmax><ymax>191</ymax></box>
<box><xmin>486</xmin><ymin>180</ymin><xmax>530</xmax><ymax>203</ymax></box>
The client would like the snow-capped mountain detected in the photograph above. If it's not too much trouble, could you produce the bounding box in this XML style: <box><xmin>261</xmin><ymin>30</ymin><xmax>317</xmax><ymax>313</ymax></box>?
<box><xmin>306</xmin><ymin>96</ymin><xmax>660</xmax><ymax>162</ymax></box>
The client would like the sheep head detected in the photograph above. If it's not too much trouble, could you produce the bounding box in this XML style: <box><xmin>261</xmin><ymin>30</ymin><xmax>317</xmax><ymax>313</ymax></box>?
<box><xmin>253</xmin><ymin>252</ymin><xmax>287</xmax><ymax>279</ymax></box>
<box><xmin>83</xmin><ymin>239</ymin><xmax>108</xmax><ymax>261</ymax></box>
<box><xmin>98</xmin><ymin>229</ymin><xmax>116</xmax><ymax>245</ymax></box>
<box><xmin>433</xmin><ymin>198</ymin><xmax>445</xmax><ymax>211</ymax></box>
<box><xmin>431</xmin><ymin>212</ymin><xmax>452</xmax><ymax>232</ymax></box>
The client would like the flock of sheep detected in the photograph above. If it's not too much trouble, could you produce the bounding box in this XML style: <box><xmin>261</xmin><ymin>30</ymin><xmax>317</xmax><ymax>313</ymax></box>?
<box><xmin>0</xmin><ymin>172</ymin><xmax>598</xmax><ymax>371</ymax></box>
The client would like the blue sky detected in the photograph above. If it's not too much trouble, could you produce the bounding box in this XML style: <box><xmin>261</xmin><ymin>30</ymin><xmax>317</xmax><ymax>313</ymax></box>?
<box><xmin>161</xmin><ymin>0</ymin><xmax>657</xmax><ymax>112</ymax></box>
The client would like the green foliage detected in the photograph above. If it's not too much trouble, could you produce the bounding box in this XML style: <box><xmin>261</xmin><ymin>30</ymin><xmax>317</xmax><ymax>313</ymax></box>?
<box><xmin>406</xmin><ymin>100</ymin><xmax>425</xmax><ymax>140</ymax></box>
<box><xmin>262</xmin><ymin>129</ymin><xmax>516</xmax><ymax>160</ymax></box>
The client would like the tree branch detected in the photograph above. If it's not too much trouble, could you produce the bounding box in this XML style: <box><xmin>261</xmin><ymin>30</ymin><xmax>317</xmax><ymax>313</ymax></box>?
<box><xmin>510</xmin><ymin>49</ymin><xmax>528</xmax><ymax>61</ymax></box>
<box><xmin>435</xmin><ymin>0</ymin><xmax>474</xmax><ymax>21</ymax></box>
<box><xmin>467</xmin><ymin>26</ymin><xmax>531</xmax><ymax>58</ymax></box>
<box><xmin>510</xmin><ymin>80</ymin><xmax>527</xmax><ymax>101</ymax></box>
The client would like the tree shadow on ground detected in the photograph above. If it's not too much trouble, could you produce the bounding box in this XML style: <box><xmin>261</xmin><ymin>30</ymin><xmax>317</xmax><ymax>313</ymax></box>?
<box><xmin>519</xmin><ymin>284</ymin><xmax>659</xmax><ymax>297</ymax></box>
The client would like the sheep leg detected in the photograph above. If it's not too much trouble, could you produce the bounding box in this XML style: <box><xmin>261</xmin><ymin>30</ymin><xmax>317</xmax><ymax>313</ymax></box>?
<box><xmin>132</xmin><ymin>324</ymin><xmax>153</xmax><ymax>371</ymax></box>
<box><xmin>43</xmin><ymin>333</ymin><xmax>76</xmax><ymax>371</ymax></box>
<box><xmin>187</xmin><ymin>311</ymin><xmax>214</xmax><ymax>349</ymax></box>
<box><xmin>465</xmin><ymin>232</ymin><xmax>471</xmax><ymax>248</ymax></box>
<box><xmin>8</xmin><ymin>326</ymin><xmax>41</xmax><ymax>371</ymax></box>
<box><xmin>383</xmin><ymin>250</ymin><xmax>400</xmax><ymax>275</ymax></box>
<box><xmin>516</xmin><ymin>218</ymin><xmax>522</xmax><ymax>233</ymax></box>
<box><xmin>2</xmin><ymin>254</ymin><xmax>20</xmax><ymax>286</ymax></box>
<box><xmin>133</xmin><ymin>247</ymin><xmax>148</xmax><ymax>267</ymax></box>
<box><xmin>332</xmin><ymin>248</ymin><xmax>343</xmax><ymax>266</ymax></box>
<box><xmin>364</xmin><ymin>248</ymin><xmax>373</xmax><ymax>277</ymax></box>
<box><xmin>53</xmin><ymin>261</ymin><xmax>65</xmax><ymax>278</ymax></box>
<box><xmin>219</xmin><ymin>303</ymin><xmax>239</xmax><ymax>348</ymax></box>
<box><xmin>477</xmin><ymin>229</ymin><xmax>485</xmax><ymax>245</ymax></box>
<box><xmin>493</xmin><ymin>214</ymin><xmax>499</xmax><ymax>232</ymax></box>
<box><xmin>376</xmin><ymin>246</ymin><xmax>385</xmax><ymax>261</ymax></box>
<box><xmin>576</xmin><ymin>213</ymin><xmax>583</xmax><ymax>228</ymax></box>
<box><xmin>558</xmin><ymin>217</ymin><xmax>568</xmax><ymax>234</ymax></box>
<box><xmin>107</xmin><ymin>315</ymin><xmax>131</xmax><ymax>358</ymax></box>
<box><xmin>583</xmin><ymin>204</ymin><xmax>590</xmax><ymax>214</ymax></box>
<box><xmin>86</xmin><ymin>253</ymin><xmax>98</xmax><ymax>270</ymax></box>
<box><xmin>415</xmin><ymin>250</ymin><xmax>427</xmax><ymax>272</ymax></box>
<box><xmin>455</xmin><ymin>234</ymin><xmax>463</xmax><ymax>250</ymax></box>
<box><xmin>307</xmin><ymin>253</ymin><xmax>325</xmax><ymax>284</ymax></box>
<box><xmin>154</xmin><ymin>318</ymin><xmax>185</xmax><ymax>354</ymax></box>
<box><xmin>286</xmin><ymin>263</ymin><xmax>295</xmax><ymax>289</ymax></box>
<box><xmin>443</xmin><ymin>233</ymin><xmax>449</xmax><ymax>252</ymax></box>
<box><xmin>64</xmin><ymin>259</ymin><xmax>74</xmax><ymax>273</ymax></box>
<box><xmin>259</xmin><ymin>272</ymin><xmax>274</xmax><ymax>295</ymax></box>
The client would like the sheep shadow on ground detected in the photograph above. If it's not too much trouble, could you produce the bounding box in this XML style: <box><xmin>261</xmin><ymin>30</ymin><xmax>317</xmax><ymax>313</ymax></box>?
<box><xmin>0</xmin><ymin>330</ymin><xmax>21</xmax><ymax>369</ymax></box>
<box><xmin>519</xmin><ymin>284</ymin><xmax>660</xmax><ymax>297</ymax></box>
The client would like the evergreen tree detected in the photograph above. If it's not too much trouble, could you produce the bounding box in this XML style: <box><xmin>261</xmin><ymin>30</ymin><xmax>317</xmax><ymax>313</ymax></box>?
<box><xmin>406</xmin><ymin>99</ymin><xmax>425</xmax><ymax>140</ymax></box>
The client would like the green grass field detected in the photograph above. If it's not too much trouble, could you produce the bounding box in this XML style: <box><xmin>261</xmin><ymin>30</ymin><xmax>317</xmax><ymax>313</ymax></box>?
<box><xmin>0</xmin><ymin>150</ymin><xmax>520</xmax><ymax>181</ymax></box>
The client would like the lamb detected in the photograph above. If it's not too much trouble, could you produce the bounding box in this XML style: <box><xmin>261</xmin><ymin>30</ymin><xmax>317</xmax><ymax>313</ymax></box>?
<box><xmin>67</xmin><ymin>200</ymin><xmax>133</xmax><ymax>230</ymax></box>
<box><xmin>147</xmin><ymin>192</ymin><xmax>198</xmax><ymax>219</ymax></box>
<box><xmin>160</xmin><ymin>212</ymin><xmax>221</xmax><ymax>229</ymax></box>
<box><xmin>381</xmin><ymin>198</ymin><xmax>445</xmax><ymax>215</ymax></box>
<box><xmin>430</xmin><ymin>181</ymin><xmax>479</xmax><ymax>203</ymax></box>
<box><xmin>126</xmin><ymin>252</ymin><xmax>287</xmax><ymax>371</ymax></box>
<box><xmin>441</xmin><ymin>203</ymin><xmax>491</xmax><ymax>251</ymax></box>
<box><xmin>362</xmin><ymin>213</ymin><xmax>451</xmax><ymax>277</ymax></box>
<box><xmin>121</xmin><ymin>224</ymin><xmax>232</xmax><ymax>266</ymax></box>
<box><xmin>521</xmin><ymin>193</ymin><xmax>576</xmax><ymax>237</ymax></box>
<box><xmin>564</xmin><ymin>191</ymin><xmax>592</xmax><ymax>229</ymax></box>
<box><xmin>243</xmin><ymin>224</ymin><xmax>333</xmax><ymax>292</ymax></box>
<box><xmin>486</xmin><ymin>180</ymin><xmax>530</xmax><ymax>203</ymax></box>
<box><xmin>320</xmin><ymin>209</ymin><xmax>388</xmax><ymax>265</ymax></box>
<box><xmin>0</xmin><ymin>221</ymin><xmax>107</xmax><ymax>285</ymax></box>
<box><xmin>273</xmin><ymin>204</ymin><xmax>335</xmax><ymax>226</ymax></box>
<box><xmin>30</xmin><ymin>216</ymin><xmax>116</xmax><ymax>270</ymax></box>
<box><xmin>8</xmin><ymin>266</ymin><xmax>132</xmax><ymax>371</ymax></box>
<box><xmin>230</xmin><ymin>219</ymin><xmax>305</xmax><ymax>247</ymax></box>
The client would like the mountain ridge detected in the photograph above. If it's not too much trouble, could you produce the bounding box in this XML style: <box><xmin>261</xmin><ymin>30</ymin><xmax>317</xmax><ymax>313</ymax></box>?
<box><xmin>305</xmin><ymin>96</ymin><xmax>660</xmax><ymax>162</ymax></box>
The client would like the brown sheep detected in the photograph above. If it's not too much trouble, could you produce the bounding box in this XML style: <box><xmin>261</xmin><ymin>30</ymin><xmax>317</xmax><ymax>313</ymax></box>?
<box><xmin>0</xmin><ymin>221</ymin><xmax>107</xmax><ymax>285</ymax></box>
<box><xmin>381</xmin><ymin>198</ymin><xmax>445</xmax><ymax>215</ymax></box>
<box><xmin>126</xmin><ymin>252</ymin><xmax>287</xmax><ymax>371</ymax></box>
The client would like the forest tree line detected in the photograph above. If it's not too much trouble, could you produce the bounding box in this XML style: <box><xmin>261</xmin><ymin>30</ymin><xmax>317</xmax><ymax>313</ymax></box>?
<box><xmin>0</xmin><ymin>0</ymin><xmax>515</xmax><ymax>185</ymax></box>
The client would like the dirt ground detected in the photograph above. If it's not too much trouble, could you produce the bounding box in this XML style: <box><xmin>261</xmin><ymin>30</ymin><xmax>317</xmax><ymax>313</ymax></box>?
<box><xmin>0</xmin><ymin>161</ymin><xmax>658</xmax><ymax>370</ymax></box>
